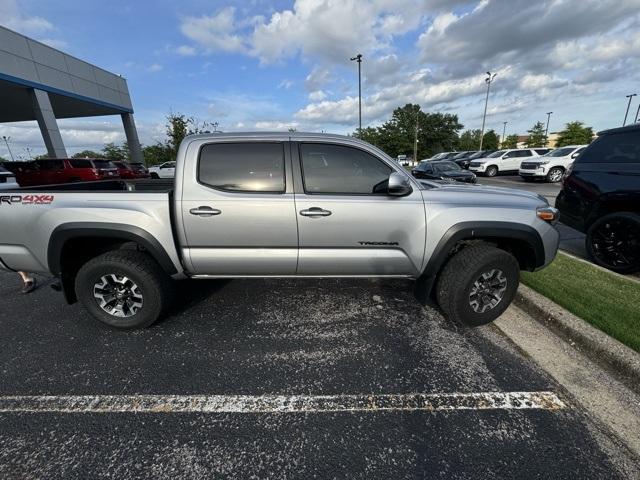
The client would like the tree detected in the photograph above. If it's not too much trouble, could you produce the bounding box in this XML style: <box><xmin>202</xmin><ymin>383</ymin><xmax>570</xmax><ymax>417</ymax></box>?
<box><xmin>555</xmin><ymin>121</ymin><xmax>594</xmax><ymax>147</ymax></box>
<box><xmin>482</xmin><ymin>130</ymin><xmax>500</xmax><ymax>150</ymax></box>
<box><xmin>458</xmin><ymin>130</ymin><xmax>482</xmax><ymax>150</ymax></box>
<box><xmin>166</xmin><ymin>113</ymin><xmax>216</xmax><ymax>158</ymax></box>
<box><xmin>502</xmin><ymin>134</ymin><xmax>519</xmax><ymax>149</ymax></box>
<box><xmin>102</xmin><ymin>143</ymin><xmax>130</xmax><ymax>161</ymax></box>
<box><xmin>72</xmin><ymin>150</ymin><xmax>102</xmax><ymax>158</ymax></box>
<box><xmin>142</xmin><ymin>144</ymin><xmax>173</xmax><ymax>166</ymax></box>
<box><xmin>354</xmin><ymin>104</ymin><xmax>463</xmax><ymax>159</ymax></box>
<box><xmin>526</xmin><ymin>121</ymin><xmax>547</xmax><ymax>147</ymax></box>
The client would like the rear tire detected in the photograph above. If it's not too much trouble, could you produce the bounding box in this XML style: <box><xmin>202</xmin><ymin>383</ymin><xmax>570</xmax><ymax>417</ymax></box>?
<box><xmin>586</xmin><ymin>213</ymin><xmax>640</xmax><ymax>274</ymax></box>
<box><xmin>436</xmin><ymin>244</ymin><xmax>520</xmax><ymax>327</ymax></box>
<box><xmin>485</xmin><ymin>165</ymin><xmax>498</xmax><ymax>177</ymax></box>
<box><xmin>150</xmin><ymin>173</ymin><xmax>160</xmax><ymax>179</ymax></box>
<box><xmin>75</xmin><ymin>250</ymin><xmax>173</xmax><ymax>329</ymax></box>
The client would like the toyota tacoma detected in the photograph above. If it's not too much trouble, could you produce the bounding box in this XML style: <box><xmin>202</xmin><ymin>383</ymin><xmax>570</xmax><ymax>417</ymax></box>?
<box><xmin>0</xmin><ymin>133</ymin><xmax>559</xmax><ymax>329</ymax></box>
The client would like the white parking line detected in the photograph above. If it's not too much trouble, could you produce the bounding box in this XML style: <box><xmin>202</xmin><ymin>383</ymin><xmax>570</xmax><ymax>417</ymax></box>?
<box><xmin>0</xmin><ymin>392</ymin><xmax>566</xmax><ymax>413</ymax></box>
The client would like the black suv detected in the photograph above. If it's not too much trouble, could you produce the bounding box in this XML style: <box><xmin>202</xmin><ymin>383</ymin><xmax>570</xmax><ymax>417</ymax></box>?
<box><xmin>556</xmin><ymin>124</ymin><xmax>640</xmax><ymax>273</ymax></box>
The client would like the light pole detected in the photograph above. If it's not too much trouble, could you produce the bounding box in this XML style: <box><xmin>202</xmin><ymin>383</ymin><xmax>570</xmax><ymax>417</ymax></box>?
<box><xmin>623</xmin><ymin>94</ymin><xmax>637</xmax><ymax>126</ymax></box>
<box><xmin>24</xmin><ymin>147</ymin><xmax>33</xmax><ymax>160</ymax></box>
<box><xmin>2</xmin><ymin>136</ymin><xmax>15</xmax><ymax>161</ymax></box>
<box><xmin>635</xmin><ymin>103</ymin><xmax>640</xmax><ymax>124</ymax></box>
<box><xmin>501</xmin><ymin>121</ymin><xmax>508</xmax><ymax>148</ymax></box>
<box><xmin>414</xmin><ymin>108</ymin><xmax>419</xmax><ymax>163</ymax></box>
<box><xmin>544</xmin><ymin>112</ymin><xmax>553</xmax><ymax>147</ymax></box>
<box><xmin>350</xmin><ymin>53</ymin><xmax>363</xmax><ymax>135</ymax></box>
<box><xmin>479</xmin><ymin>71</ymin><xmax>497</xmax><ymax>151</ymax></box>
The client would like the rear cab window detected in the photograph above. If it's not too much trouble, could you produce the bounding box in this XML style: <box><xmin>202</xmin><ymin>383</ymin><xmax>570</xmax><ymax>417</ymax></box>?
<box><xmin>69</xmin><ymin>159</ymin><xmax>93</xmax><ymax>168</ymax></box>
<box><xmin>198</xmin><ymin>142</ymin><xmax>286</xmax><ymax>193</ymax></box>
<box><xmin>92</xmin><ymin>160</ymin><xmax>117</xmax><ymax>169</ymax></box>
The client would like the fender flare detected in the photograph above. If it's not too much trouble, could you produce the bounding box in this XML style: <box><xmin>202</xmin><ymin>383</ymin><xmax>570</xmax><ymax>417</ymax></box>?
<box><xmin>47</xmin><ymin>222</ymin><xmax>178</xmax><ymax>276</ymax></box>
<box><xmin>415</xmin><ymin>221</ymin><xmax>545</xmax><ymax>305</ymax></box>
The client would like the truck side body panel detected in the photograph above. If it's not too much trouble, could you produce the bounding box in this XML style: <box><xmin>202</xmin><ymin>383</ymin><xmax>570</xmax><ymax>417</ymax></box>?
<box><xmin>0</xmin><ymin>191</ymin><xmax>184</xmax><ymax>277</ymax></box>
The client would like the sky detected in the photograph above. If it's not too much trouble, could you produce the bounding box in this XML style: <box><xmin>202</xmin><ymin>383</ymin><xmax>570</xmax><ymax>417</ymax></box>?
<box><xmin>1</xmin><ymin>0</ymin><xmax>640</xmax><ymax>159</ymax></box>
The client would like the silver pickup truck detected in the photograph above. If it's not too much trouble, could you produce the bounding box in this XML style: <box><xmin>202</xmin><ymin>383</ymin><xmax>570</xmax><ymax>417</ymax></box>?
<box><xmin>0</xmin><ymin>132</ymin><xmax>559</xmax><ymax>329</ymax></box>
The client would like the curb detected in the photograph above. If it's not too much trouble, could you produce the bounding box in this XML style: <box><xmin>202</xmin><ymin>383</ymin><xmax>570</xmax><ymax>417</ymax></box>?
<box><xmin>514</xmin><ymin>284</ymin><xmax>640</xmax><ymax>394</ymax></box>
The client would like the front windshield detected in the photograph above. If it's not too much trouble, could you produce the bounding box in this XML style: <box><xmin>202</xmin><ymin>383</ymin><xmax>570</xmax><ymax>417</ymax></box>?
<box><xmin>545</xmin><ymin>147</ymin><xmax>575</xmax><ymax>157</ymax></box>
<box><xmin>434</xmin><ymin>161</ymin><xmax>460</xmax><ymax>172</ymax></box>
<box><xmin>452</xmin><ymin>152</ymin><xmax>468</xmax><ymax>159</ymax></box>
<box><xmin>487</xmin><ymin>150</ymin><xmax>506</xmax><ymax>158</ymax></box>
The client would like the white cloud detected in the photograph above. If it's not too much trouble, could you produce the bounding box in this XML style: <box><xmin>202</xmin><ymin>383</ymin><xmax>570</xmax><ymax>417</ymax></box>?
<box><xmin>175</xmin><ymin>45</ymin><xmax>197</xmax><ymax>56</ymax></box>
<box><xmin>147</xmin><ymin>63</ymin><xmax>163</xmax><ymax>73</ymax></box>
<box><xmin>180</xmin><ymin>7</ymin><xmax>248</xmax><ymax>54</ymax></box>
<box><xmin>254</xmin><ymin>120</ymin><xmax>299</xmax><ymax>130</ymax></box>
<box><xmin>278</xmin><ymin>79</ymin><xmax>294</xmax><ymax>90</ymax></box>
<box><xmin>309</xmin><ymin>90</ymin><xmax>327</xmax><ymax>101</ymax></box>
<box><xmin>0</xmin><ymin>0</ymin><xmax>53</xmax><ymax>36</ymax></box>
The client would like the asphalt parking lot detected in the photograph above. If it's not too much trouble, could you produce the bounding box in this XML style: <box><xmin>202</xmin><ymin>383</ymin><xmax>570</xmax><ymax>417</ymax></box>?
<box><xmin>0</xmin><ymin>270</ymin><xmax>633</xmax><ymax>479</ymax></box>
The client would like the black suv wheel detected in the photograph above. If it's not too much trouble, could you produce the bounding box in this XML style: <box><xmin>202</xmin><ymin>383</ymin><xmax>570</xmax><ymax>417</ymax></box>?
<box><xmin>436</xmin><ymin>244</ymin><xmax>520</xmax><ymax>327</ymax></box>
<box><xmin>586</xmin><ymin>212</ymin><xmax>640</xmax><ymax>274</ymax></box>
<box><xmin>75</xmin><ymin>250</ymin><xmax>173</xmax><ymax>329</ymax></box>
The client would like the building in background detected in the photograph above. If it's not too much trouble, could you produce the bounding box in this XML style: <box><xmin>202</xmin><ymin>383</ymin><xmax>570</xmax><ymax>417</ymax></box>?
<box><xmin>0</xmin><ymin>25</ymin><xmax>142</xmax><ymax>162</ymax></box>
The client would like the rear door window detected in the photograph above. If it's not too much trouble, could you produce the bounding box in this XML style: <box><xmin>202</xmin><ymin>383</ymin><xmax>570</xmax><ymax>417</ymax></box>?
<box><xmin>198</xmin><ymin>142</ymin><xmax>285</xmax><ymax>193</ymax></box>
<box><xmin>578</xmin><ymin>132</ymin><xmax>640</xmax><ymax>163</ymax></box>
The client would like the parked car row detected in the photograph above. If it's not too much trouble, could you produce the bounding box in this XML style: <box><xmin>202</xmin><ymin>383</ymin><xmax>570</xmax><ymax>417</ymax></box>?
<box><xmin>1</xmin><ymin>159</ymin><xmax>150</xmax><ymax>187</ymax></box>
<box><xmin>420</xmin><ymin>146</ymin><xmax>586</xmax><ymax>183</ymax></box>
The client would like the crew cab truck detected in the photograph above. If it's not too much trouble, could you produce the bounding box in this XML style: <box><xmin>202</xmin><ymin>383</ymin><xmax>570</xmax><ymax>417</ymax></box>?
<box><xmin>0</xmin><ymin>133</ymin><xmax>560</xmax><ymax>329</ymax></box>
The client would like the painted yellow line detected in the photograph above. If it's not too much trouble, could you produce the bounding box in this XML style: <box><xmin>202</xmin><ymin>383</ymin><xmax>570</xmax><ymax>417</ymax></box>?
<box><xmin>0</xmin><ymin>391</ymin><xmax>566</xmax><ymax>413</ymax></box>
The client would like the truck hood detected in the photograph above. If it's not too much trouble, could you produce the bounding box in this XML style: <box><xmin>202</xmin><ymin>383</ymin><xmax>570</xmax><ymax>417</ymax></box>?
<box><xmin>418</xmin><ymin>180</ymin><xmax>549</xmax><ymax>205</ymax></box>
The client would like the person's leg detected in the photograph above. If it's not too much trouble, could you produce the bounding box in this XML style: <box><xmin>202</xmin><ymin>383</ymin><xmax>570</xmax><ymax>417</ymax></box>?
<box><xmin>18</xmin><ymin>271</ymin><xmax>37</xmax><ymax>294</ymax></box>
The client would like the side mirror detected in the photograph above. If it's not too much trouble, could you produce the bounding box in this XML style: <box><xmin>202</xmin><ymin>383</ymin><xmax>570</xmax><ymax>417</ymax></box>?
<box><xmin>388</xmin><ymin>172</ymin><xmax>412</xmax><ymax>196</ymax></box>
<box><xmin>571</xmin><ymin>152</ymin><xmax>580</xmax><ymax>159</ymax></box>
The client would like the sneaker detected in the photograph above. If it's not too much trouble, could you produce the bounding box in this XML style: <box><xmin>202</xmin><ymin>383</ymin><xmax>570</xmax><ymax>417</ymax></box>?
<box><xmin>21</xmin><ymin>278</ymin><xmax>37</xmax><ymax>294</ymax></box>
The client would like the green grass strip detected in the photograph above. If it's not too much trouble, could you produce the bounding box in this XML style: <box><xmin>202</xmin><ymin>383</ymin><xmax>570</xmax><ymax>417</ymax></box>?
<box><xmin>521</xmin><ymin>252</ymin><xmax>640</xmax><ymax>352</ymax></box>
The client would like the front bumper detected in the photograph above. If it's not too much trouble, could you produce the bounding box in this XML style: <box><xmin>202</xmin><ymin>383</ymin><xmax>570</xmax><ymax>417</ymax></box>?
<box><xmin>519</xmin><ymin>169</ymin><xmax>546</xmax><ymax>177</ymax></box>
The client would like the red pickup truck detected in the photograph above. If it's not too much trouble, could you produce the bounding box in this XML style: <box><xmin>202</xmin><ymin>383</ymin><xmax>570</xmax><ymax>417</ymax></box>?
<box><xmin>11</xmin><ymin>159</ymin><xmax>120</xmax><ymax>186</ymax></box>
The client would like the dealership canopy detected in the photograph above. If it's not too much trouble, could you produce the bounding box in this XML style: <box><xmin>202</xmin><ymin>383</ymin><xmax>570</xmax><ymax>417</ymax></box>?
<box><xmin>0</xmin><ymin>25</ymin><xmax>142</xmax><ymax>161</ymax></box>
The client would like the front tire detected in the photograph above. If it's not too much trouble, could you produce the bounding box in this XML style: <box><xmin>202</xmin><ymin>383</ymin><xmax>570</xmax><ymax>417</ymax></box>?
<box><xmin>546</xmin><ymin>167</ymin><xmax>564</xmax><ymax>183</ymax></box>
<box><xmin>586</xmin><ymin>213</ymin><xmax>640</xmax><ymax>274</ymax></box>
<box><xmin>436</xmin><ymin>244</ymin><xmax>520</xmax><ymax>327</ymax></box>
<box><xmin>75</xmin><ymin>250</ymin><xmax>173</xmax><ymax>329</ymax></box>
<box><xmin>485</xmin><ymin>165</ymin><xmax>498</xmax><ymax>177</ymax></box>
<box><xmin>150</xmin><ymin>173</ymin><xmax>160</xmax><ymax>179</ymax></box>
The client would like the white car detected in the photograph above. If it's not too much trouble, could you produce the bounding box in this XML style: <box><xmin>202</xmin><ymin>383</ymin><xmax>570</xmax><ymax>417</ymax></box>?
<box><xmin>519</xmin><ymin>145</ymin><xmax>588</xmax><ymax>183</ymax></box>
<box><xmin>0</xmin><ymin>165</ymin><xmax>19</xmax><ymax>190</ymax></box>
<box><xmin>468</xmin><ymin>148</ymin><xmax>542</xmax><ymax>177</ymax></box>
<box><xmin>148</xmin><ymin>161</ymin><xmax>176</xmax><ymax>179</ymax></box>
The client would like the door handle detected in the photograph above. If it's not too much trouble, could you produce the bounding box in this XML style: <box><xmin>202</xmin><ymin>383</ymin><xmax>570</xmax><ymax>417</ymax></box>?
<box><xmin>300</xmin><ymin>207</ymin><xmax>332</xmax><ymax>217</ymax></box>
<box><xmin>189</xmin><ymin>206</ymin><xmax>221</xmax><ymax>217</ymax></box>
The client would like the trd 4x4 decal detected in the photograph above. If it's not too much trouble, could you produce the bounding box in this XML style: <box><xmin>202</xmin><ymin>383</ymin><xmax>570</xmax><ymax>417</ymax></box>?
<box><xmin>0</xmin><ymin>194</ymin><xmax>54</xmax><ymax>205</ymax></box>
